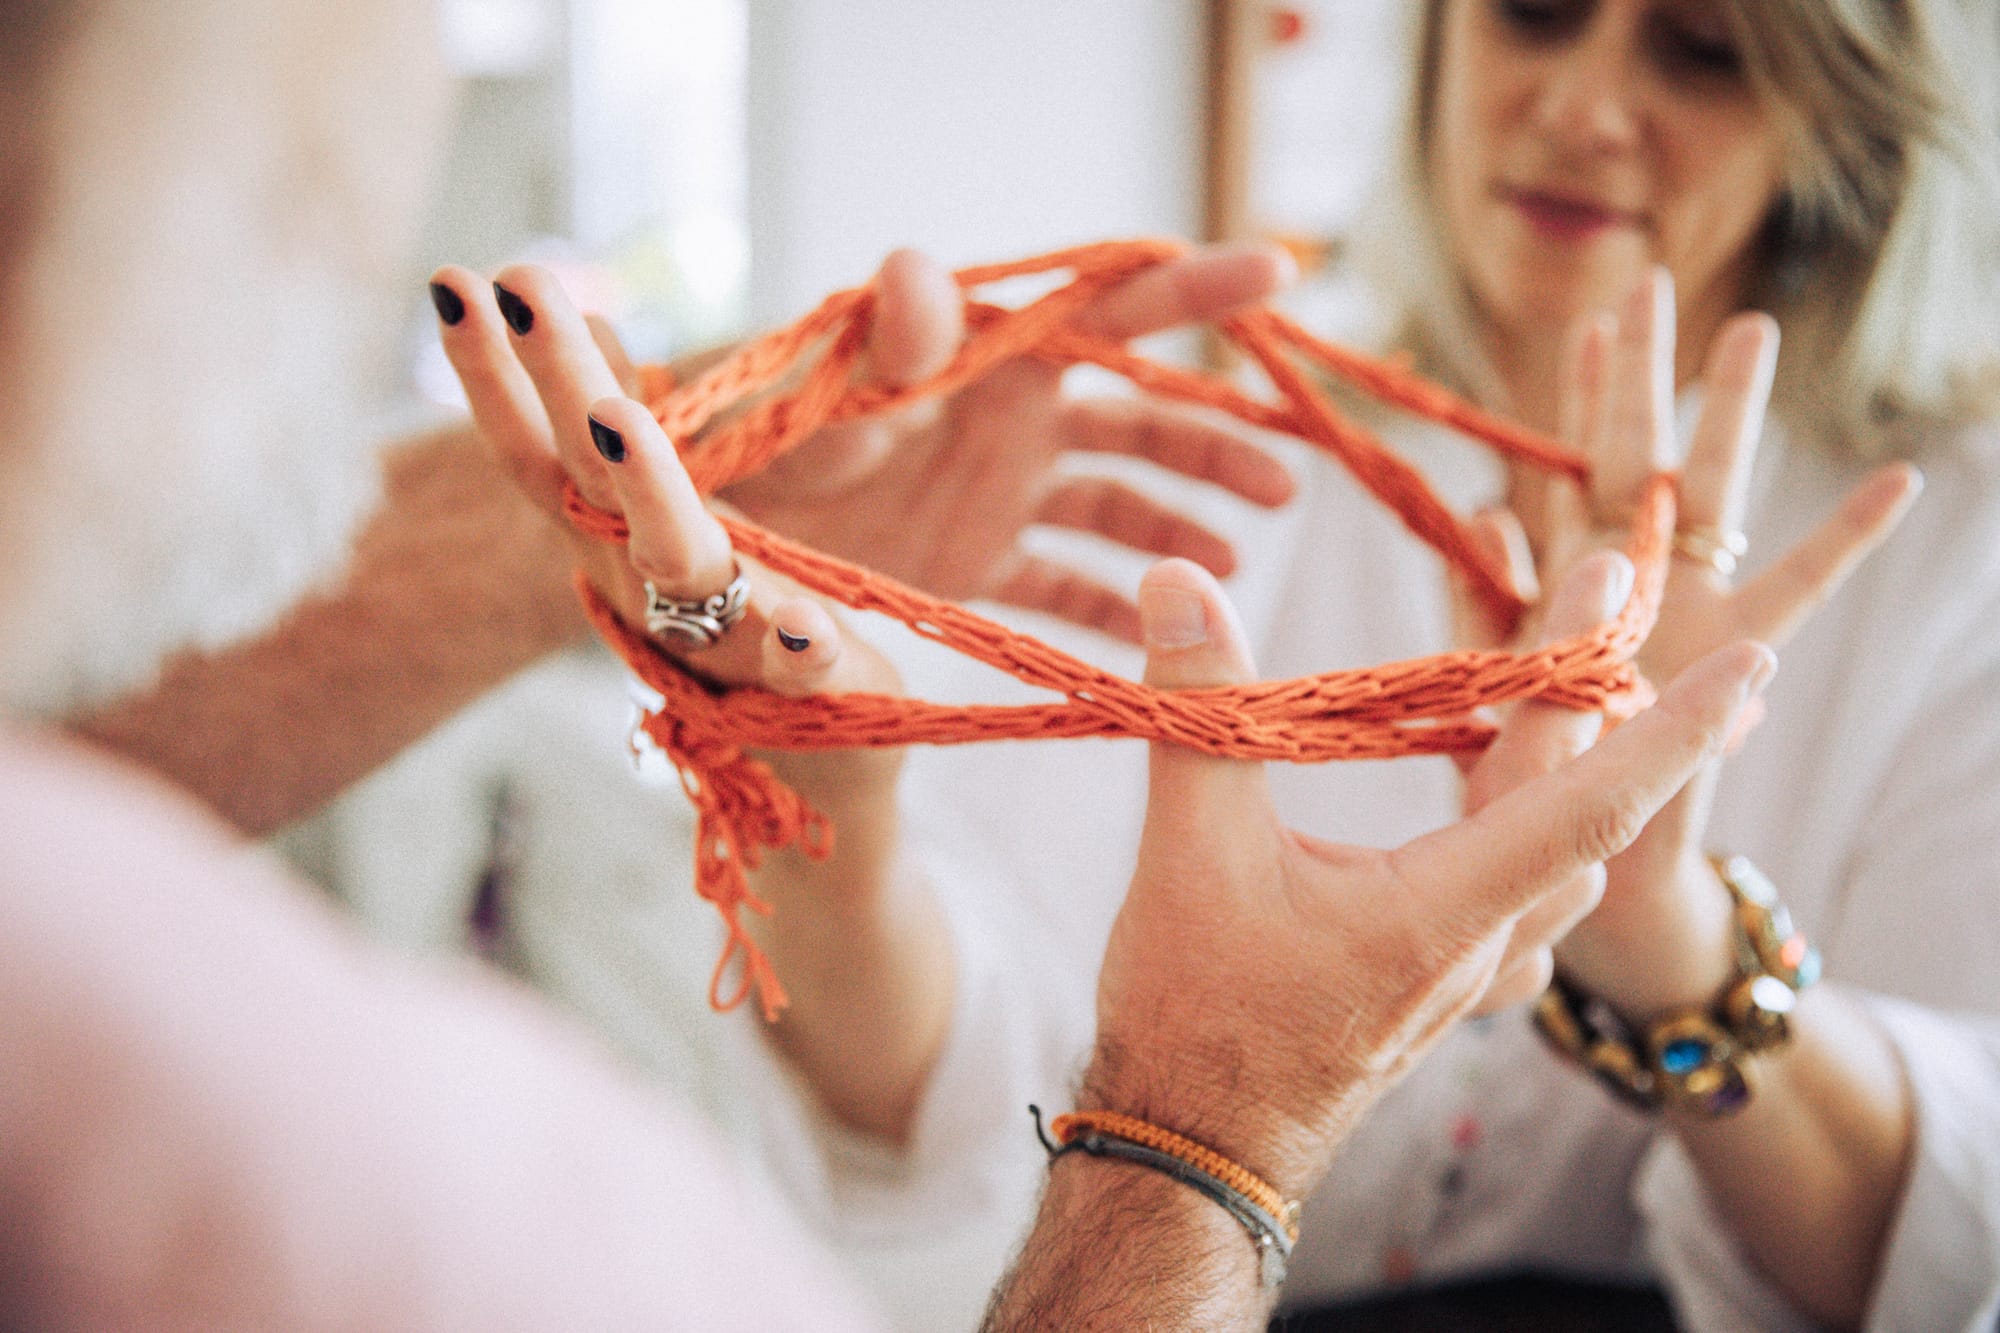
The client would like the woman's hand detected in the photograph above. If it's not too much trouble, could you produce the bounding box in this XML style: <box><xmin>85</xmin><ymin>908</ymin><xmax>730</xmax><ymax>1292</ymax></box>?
<box><xmin>722</xmin><ymin>245</ymin><xmax>1299</xmax><ymax>643</ymax></box>
<box><xmin>431</xmin><ymin>264</ymin><xmax>949</xmax><ymax>1143</ymax></box>
<box><xmin>1477</xmin><ymin>271</ymin><xmax>1921</xmax><ymax>1013</ymax></box>
<box><xmin>429</xmin><ymin>263</ymin><xmax>899</xmax><ymax>715</ymax></box>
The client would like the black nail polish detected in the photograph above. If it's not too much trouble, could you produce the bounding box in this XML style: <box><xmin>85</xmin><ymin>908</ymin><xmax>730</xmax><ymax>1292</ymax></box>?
<box><xmin>777</xmin><ymin>628</ymin><xmax>811</xmax><ymax>653</ymax></box>
<box><xmin>493</xmin><ymin>282</ymin><xmax>534</xmax><ymax>336</ymax></box>
<box><xmin>429</xmin><ymin>281</ymin><xmax>465</xmax><ymax>326</ymax></box>
<box><xmin>588</xmin><ymin>416</ymin><xmax>626</xmax><ymax>463</ymax></box>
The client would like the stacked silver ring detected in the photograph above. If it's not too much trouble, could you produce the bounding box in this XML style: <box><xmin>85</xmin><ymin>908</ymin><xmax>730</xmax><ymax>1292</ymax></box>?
<box><xmin>643</xmin><ymin>564</ymin><xmax>750</xmax><ymax>649</ymax></box>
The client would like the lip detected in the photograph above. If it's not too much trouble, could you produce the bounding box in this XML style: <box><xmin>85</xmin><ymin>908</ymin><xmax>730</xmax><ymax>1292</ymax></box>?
<box><xmin>1501</xmin><ymin>187</ymin><xmax>1638</xmax><ymax>243</ymax></box>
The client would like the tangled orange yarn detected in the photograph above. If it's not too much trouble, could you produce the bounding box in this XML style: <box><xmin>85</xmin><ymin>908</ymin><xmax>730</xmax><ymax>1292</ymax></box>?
<box><xmin>563</xmin><ymin>238</ymin><xmax>1676</xmax><ymax>1021</ymax></box>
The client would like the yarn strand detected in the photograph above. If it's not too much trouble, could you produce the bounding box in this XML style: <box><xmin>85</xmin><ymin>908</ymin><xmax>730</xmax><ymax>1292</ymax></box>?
<box><xmin>562</xmin><ymin>239</ymin><xmax>1676</xmax><ymax>1020</ymax></box>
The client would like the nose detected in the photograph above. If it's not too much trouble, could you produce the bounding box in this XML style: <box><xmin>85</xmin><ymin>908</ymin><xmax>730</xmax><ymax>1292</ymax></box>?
<box><xmin>1527</xmin><ymin>22</ymin><xmax>1645</xmax><ymax>157</ymax></box>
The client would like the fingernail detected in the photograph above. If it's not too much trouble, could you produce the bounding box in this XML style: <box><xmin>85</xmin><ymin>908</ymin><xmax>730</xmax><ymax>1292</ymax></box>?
<box><xmin>493</xmin><ymin>282</ymin><xmax>534</xmax><ymax>336</ymax></box>
<box><xmin>777</xmin><ymin>628</ymin><xmax>811</xmax><ymax>653</ymax></box>
<box><xmin>429</xmin><ymin>281</ymin><xmax>465</xmax><ymax>326</ymax></box>
<box><xmin>1141</xmin><ymin>586</ymin><xmax>1208</xmax><ymax>650</ymax></box>
<box><xmin>588</xmin><ymin>415</ymin><xmax>626</xmax><ymax>463</ymax></box>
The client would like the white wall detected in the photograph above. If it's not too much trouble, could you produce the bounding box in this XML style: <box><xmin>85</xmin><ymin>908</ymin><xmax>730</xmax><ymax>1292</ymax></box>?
<box><xmin>746</xmin><ymin>1</ymin><xmax>1205</xmax><ymax>321</ymax></box>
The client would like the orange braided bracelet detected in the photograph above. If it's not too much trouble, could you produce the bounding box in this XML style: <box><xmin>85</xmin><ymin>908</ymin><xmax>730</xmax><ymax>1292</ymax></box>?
<box><xmin>1033</xmin><ymin>1106</ymin><xmax>1303</xmax><ymax>1286</ymax></box>
<box><xmin>563</xmin><ymin>238</ymin><xmax>1677</xmax><ymax>1021</ymax></box>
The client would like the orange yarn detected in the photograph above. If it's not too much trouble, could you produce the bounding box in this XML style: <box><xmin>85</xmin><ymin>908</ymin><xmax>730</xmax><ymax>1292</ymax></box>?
<box><xmin>563</xmin><ymin>238</ymin><xmax>1675</xmax><ymax>1021</ymax></box>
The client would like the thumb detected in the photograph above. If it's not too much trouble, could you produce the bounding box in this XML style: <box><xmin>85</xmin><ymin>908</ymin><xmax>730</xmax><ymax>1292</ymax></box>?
<box><xmin>1138</xmin><ymin>559</ymin><xmax>1268</xmax><ymax>845</ymax></box>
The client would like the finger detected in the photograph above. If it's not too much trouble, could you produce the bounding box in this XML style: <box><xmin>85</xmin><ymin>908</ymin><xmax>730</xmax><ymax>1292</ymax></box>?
<box><xmin>1035</xmin><ymin>478</ymin><xmax>1237</xmax><ymax>577</ymax></box>
<box><xmin>1501</xmin><ymin>865</ymin><xmax>1605</xmax><ymax>966</ymax></box>
<box><xmin>1472</xmin><ymin>858</ymin><xmax>1607</xmax><ymax>1015</ymax></box>
<box><xmin>1732</xmin><ymin>463</ymin><xmax>1923</xmax><ymax>646</ymax></box>
<box><xmin>586</xmin><ymin>396</ymin><xmax>734</xmax><ymax>599</ymax></box>
<box><xmin>491</xmin><ymin>263</ymin><xmax>629</xmax><ymax>511</ymax></box>
<box><xmin>1139</xmin><ymin>558</ymin><xmax>1269</xmax><ymax>832</ymax></box>
<box><xmin>866</xmin><ymin>248</ymin><xmax>965</xmax><ymax>388</ymax></box>
<box><xmin>1464</xmin><ymin>551</ymin><xmax>1632</xmax><ymax>811</ymax></box>
<box><xmin>1678</xmin><ymin>312</ymin><xmax>1778</xmax><ymax>533</ymax></box>
<box><xmin>1475</xmin><ymin>947</ymin><xmax>1554</xmax><ymax>1014</ymax></box>
<box><xmin>1557</xmin><ymin>310</ymin><xmax>1612</xmax><ymax>453</ymax></box>
<box><xmin>1061</xmin><ymin>398</ymin><xmax>1295</xmax><ymax>507</ymax></box>
<box><xmin>1539</xmin><ymin>473</ymin><xmax>1597</xmax><ymax>580</ymax></box>
<box><xmin>758</xmin><ymin>597</ymin><xmax>847</xmax><ymax>696</ymax></box>
<box><xmin>1478</xmin><ymin>507</ymin><xmax>1540</xmax><ymax>606</ymax></box>
<box><xmin>585</xmin><ymin>313</ymin><xmax>642</xmax><ymax>398</ymax></box>
<box><xmin>1072</xmin><ymin>242</ymin><xmax>1296</xmax><ymax>341</ymax></box>
<box><xmin>1450</xmin><ymin>509</ymin><xmax>1539</xmax><ymax>651</ymax></box>
<box><xmin>1398</xmin><ymin>638</ymin><xmax>1776</xmax><ymax>937</ymax></box>
<box><xmin>429</xmin><ymin>267</ymin><xmax>568</xmax><ymax>514</ymax></box>
<box><xmin>990</xmin><ymin>555</ymin><xmax>1143</xmax><ymax>644</ymax></box>
<box><xmin>1592</xmin><ymin>268</ymin><xmax>1675</xmax><ymax>517</ymax></box>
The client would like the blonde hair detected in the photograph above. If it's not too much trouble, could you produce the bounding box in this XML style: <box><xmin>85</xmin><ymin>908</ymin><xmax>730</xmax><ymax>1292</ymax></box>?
<box><xmin>1357</xmin><ymin>0</ymin><xmax>2000</xmax><ymax>457</ymax></box>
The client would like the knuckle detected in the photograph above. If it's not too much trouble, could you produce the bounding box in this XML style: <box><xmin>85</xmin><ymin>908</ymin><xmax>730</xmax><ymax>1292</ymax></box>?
<box><xmin>1569</xmin><ymin>786</ymin><xmax>1650</xmax><ymax>865</ymax></box>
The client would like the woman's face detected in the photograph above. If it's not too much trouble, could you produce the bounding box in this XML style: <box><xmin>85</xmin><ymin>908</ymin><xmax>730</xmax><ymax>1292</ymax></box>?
<box><xmin>1430</xmin><ymin>0</ymin><xmax>1788</xmax><ymax>360</ymax></box>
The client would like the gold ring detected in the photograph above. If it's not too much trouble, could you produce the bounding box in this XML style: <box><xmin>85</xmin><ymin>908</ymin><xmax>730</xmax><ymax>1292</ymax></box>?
<box><xmin>1671</xmin><ymin>525</ymin><xmax>1749</xmax><ymax>579</ymax></box>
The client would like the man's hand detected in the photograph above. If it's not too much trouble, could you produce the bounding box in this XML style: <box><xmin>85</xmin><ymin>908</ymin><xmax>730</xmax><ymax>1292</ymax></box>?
<box><xmin>987</xmin><ymin>557</ymin><xmax>1772</xmax><ymax>1330</ymax></box>
<box><xmin>1089</xmin><ymin>556</ymin><xmax>1775</xmax><ymax>1201</ymax></box>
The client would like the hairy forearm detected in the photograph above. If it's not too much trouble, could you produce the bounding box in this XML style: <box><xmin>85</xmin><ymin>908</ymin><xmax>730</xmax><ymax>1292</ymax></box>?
<box><xmin>69</xmin><ymin>424</ymin><xmax>588</xmax><ymax>835</ymax></box>
<box><xmin>1671</xmin><ymin>985</ymin><xmax>1913</xmax><ymax>1330</ymax></box>
<box><xmin>983</xmin><ymin>1154</ymin><xmax>1270</xmax><ymax>1331</ymax></box>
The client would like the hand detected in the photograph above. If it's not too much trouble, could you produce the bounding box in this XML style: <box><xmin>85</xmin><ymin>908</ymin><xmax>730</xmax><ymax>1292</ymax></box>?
<box><xmin>428</xmin><ymin>263</ymin><xmax>901</xmax><ymax>784</ymax></box>
<box><xmin>1082</xmin><ymin>556</ymin><xmax>1775</xmax><ymax>1200</ymax></box>
<box><xmin>1481</xmin><ymin>271</ymin><xmax>1921</xmax><ymax>1013</ymax></box>
<box><xmin>722</xmin><ymin>245</ymin><xmax>1300</xmax><ymax>642</ymax></box>
<box><xmin>430</xmin><ymin>266</ymin><xmax>959</xmax><ymax>1137</ymax></box>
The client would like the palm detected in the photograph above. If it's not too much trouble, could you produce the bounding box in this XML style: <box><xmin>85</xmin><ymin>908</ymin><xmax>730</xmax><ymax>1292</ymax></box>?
<box><xmin>719</xmin><ymin>246</ymin><xmax>1297</xmax><ymax>640</ymax></box>
<box><xmin>733</xmin><ymin>361</ymin><xmax>1067</xmax><ymax>600</ymax></box>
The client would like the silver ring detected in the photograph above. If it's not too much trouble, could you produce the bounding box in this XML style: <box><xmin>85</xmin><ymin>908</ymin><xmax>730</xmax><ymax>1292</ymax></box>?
<box><xmin>643</xmin><ymin>563</ymin><xmax>750</xmax><ymax>649</ymax></box>
<box><xmin>1671</xmin><ymin>526</ymin><xmax>1749</xmax><ymax>579</ymax></box>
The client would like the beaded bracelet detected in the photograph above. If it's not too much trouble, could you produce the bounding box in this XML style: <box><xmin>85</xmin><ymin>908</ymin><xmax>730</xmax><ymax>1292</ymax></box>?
<box><xmin>1533</xmin><ymin>853</ymin><xmax>1821</xmax><ymax>1117</ymax></box>
<box><xmin>1031</xmin><ymin>1105</ymin><xmax>1302</xmax><ymax>1287</ymax></box>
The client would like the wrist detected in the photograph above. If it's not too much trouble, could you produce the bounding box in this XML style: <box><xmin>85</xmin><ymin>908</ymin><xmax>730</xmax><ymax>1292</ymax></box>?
<box><xmin>1077</xmin><ymin>1036</ymin><xmax>1329</xmax><ymax>1205</ymax></box>
<box><xmin>1556</xmin><ymin>849</ymin><xmax>1737</xmax><ymax>1021</ymax></box>
<box><xmin>988</xmin><ymin>1144</ymin><xmax>1274</xmax><ymax>1331</ymax></box>
<box><xmin>1537</xmin><ymin>853</ymin><xmax>1821</xmax><ymax>1118</ymax></box>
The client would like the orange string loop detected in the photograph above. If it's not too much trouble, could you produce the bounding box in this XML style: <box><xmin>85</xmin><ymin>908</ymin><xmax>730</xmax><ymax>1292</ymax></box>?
<box><xmin>566</xmin><ymin>239</ymin><xmax>1676</xmax><ymax>1020</ymax></box>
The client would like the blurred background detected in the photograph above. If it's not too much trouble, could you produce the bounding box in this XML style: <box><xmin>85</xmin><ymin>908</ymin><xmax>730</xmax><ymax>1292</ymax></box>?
<box><xmin>405</xmin><ymin>0</ymin><xmax>1408</xmax><ymax>406</ymax></box>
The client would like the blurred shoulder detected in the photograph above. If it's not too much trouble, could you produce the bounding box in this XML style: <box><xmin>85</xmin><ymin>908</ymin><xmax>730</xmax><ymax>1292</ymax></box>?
<box><xmin>0</xmin><ymin>724</ymin><xmax>250</xmax><ymax>890</ymax></box>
